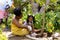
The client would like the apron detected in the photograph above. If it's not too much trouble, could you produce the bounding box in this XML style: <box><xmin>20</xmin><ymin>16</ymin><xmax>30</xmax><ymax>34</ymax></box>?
<box><xmin>11</xmin><ymin>19</ymin><xmax>29</xmax><ymax>36</ymax></box>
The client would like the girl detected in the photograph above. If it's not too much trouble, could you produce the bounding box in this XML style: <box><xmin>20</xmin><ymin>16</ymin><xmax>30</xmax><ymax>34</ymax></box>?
<box><xmin>24</xmin><ymin>15</ymin><xmax>35</xmax><ymax>33</ymax></box>
<box><xmin>24</xmin><ymin>15</ymin><xmax>40</xmax><ymax>37</ymax></box>
<box><xmin>11</xmin><ymin>7</ymin><xmax>29</xmax><ymax>36</ymax></box>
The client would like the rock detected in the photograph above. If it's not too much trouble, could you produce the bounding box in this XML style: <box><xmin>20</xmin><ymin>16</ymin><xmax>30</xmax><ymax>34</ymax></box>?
<box><xmin>54</xmin><ymin>33</ymin><xmax>59</xmax><ymax>37</ymax></box>
<box><xmin>43</xmin><ymin>33</ymin><xmax>47</xmax><ymax>37</ymax></box>
<box><xmin>58</xmin><ymin>37</ymin><xmax>60</xmax><ymax>40</ymax></box>
<box><xmin>48</xmin><ymin>37</ymin><xmax>53</xmax><ymax>40</ymax></box>
<box><xmin>35</xmin><ymin>38</ymin><xmax>48</xmax><ymax>40</ymax></box>
<box><xmin>53</xmin><ymin>32</ymin><xmax>60</xmax><ymax>37</ymax></box>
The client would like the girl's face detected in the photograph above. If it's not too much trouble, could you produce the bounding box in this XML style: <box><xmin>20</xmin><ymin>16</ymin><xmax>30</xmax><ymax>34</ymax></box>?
<box><xmin>29</xmin><ymin>17</ymin><xmax>33</xmax><ymax>22</ymax></box>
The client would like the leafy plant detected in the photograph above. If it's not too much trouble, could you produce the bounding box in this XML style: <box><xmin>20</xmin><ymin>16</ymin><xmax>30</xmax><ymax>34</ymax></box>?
<box><xmin>0</xmin><ymin>27</ymin><xmax>8</xmax><ymax>40</ymax></box>
<box><xmin>0</xmin><ymin>34</ymin><xmax>8</xmax><ymax>40</ymax></box>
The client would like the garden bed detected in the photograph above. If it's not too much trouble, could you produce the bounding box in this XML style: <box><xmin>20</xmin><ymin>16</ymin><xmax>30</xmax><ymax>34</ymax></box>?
<box><xmin>2</xmin><ymin>30</ymin><xmax>60</xmax><ymax>40</ymax></box>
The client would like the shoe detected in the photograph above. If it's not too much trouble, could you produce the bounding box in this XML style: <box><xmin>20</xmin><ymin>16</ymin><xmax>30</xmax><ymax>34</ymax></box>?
<box><xmin>31</xmin><ymin>32</ymin><xmax>37</xmax><ymax>37</ymax></box>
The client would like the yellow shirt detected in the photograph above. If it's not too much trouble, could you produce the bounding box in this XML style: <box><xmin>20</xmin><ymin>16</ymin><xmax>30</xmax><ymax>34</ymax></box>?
<box><xmin>11</xmin><ymin>19</ymin><xmax>29</xmax><ymax>36</ymax></box>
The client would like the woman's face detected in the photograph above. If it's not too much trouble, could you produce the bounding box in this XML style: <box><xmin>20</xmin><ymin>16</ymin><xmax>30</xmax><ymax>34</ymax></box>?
<box><xmin>29</xmin><ymin>17</ymin><xmax>33</xmax><ymax>22</ymax></box>
<box><xmin>19</xmin><ymin>14</ymin><xmax>23</xmax><ymax>18</ymax></box>
<box><xmin>17</xmin><ymin>14</ymin><xmax>23</xmax><ymax>19</ymax></box>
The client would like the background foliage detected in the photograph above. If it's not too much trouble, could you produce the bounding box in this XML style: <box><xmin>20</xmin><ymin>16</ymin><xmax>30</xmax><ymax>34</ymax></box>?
<box><xmin>7</xmin><ymin>0</ymin><xmax>60</xmax><ymax>33</ymax></box>
<box><xmin>0</xmin><ymin>0</ymin><xmax>60</xmax><ymax>40</ymax></box>
<box><xmin>0</xmin><ymin>0</ymin><xmax>60</xmax><ymax>34</ymax></box>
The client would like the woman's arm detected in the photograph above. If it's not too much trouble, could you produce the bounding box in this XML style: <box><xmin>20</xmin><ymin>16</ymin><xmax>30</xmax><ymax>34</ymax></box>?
<box><xmin>31</xmin><ymin>24</ymin><xmax>35</xmax><ymax>32</ymax></box>
<box><xmin>12</xmin><ymin>18</ymin><xmax>27</xmax><ymax>28</ymax></box>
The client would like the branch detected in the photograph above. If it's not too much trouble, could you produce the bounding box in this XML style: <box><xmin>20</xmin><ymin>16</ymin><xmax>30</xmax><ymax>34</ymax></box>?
<box><xmin>39</xmin><ymin>0</ymin><xmax>50</xmax><ymax>13</ymax></box>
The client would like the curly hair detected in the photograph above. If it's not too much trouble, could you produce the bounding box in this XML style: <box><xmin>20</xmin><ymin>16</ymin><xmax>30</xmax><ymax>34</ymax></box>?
<box><xmin>27</xmin><ymin>15</ymin><xmax>35</xmax><ymax>24</ymax></box>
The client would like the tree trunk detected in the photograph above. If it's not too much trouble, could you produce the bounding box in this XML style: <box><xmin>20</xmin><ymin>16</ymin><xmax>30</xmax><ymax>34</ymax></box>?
<box><xmin>29</xmin><ymin>0</ymin><xmax>38</xmax><ymax>14</ymax></box>
<box><xmin>39</xmin><ymin>0</ymin><xmax>50</xmax><ymax>35</ymax></box>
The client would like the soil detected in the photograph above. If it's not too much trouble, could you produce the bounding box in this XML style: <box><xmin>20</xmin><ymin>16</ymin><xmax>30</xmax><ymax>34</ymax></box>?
<box><xmin>8</xmin><ymin>36</ymin><xmax>32</xmax><ymax>40</ymax></box>
<box><xmin>3</xmin><ymin>29</ymin><xmax>60</xmax><ymax>40</ymax></box>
